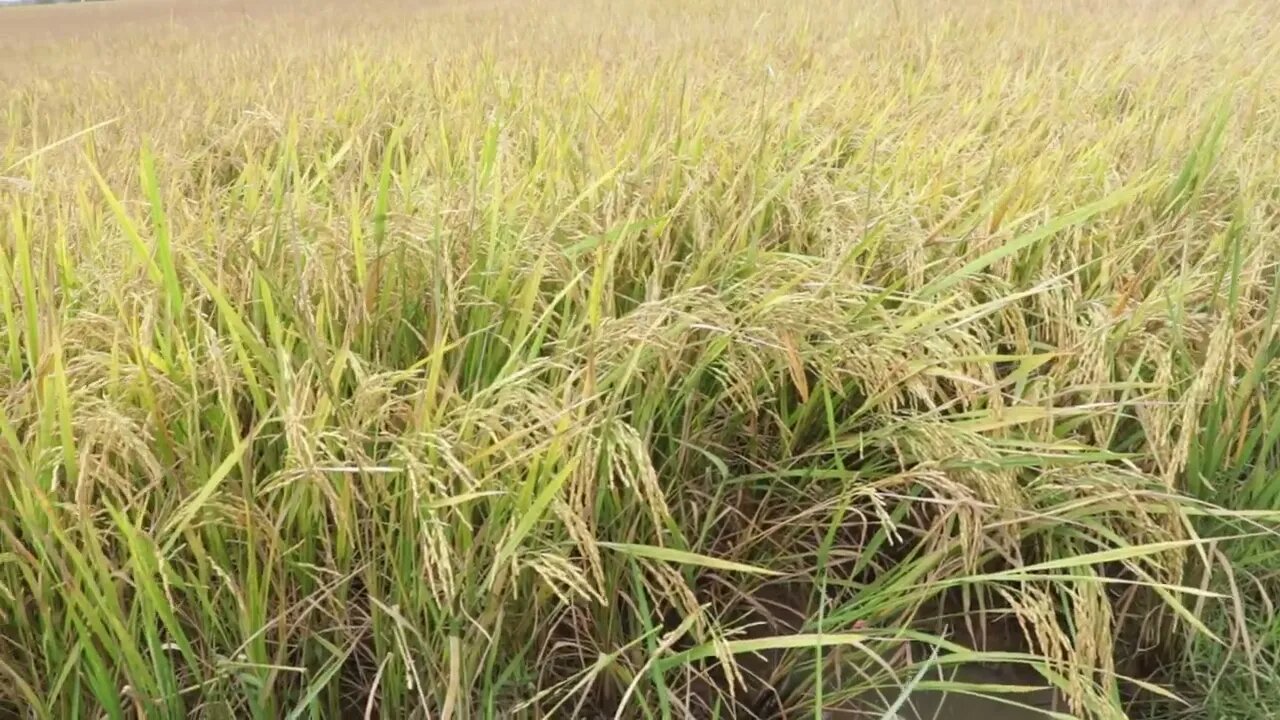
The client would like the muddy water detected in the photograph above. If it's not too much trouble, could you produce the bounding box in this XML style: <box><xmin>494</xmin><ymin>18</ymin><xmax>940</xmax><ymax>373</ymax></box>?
<box><xmin>704</xmin><ymin>584</ymin><xmax>1068</xmax><ymax>720</ymax></box>
<box><xmin>827</xmin><ymin>664</ymin><xmax>1062</xmax><ymax>719</ymax></box>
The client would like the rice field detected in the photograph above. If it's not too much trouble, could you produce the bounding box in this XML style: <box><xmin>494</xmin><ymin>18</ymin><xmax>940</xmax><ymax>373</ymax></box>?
<box><xmin>3</xmin><ymin>0</ymin><xmax>1280</xmax><ymax>718</ymax></box>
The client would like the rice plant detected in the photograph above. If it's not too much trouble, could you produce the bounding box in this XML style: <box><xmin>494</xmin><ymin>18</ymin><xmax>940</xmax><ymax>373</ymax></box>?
<box><xmin>2</xmin><ymin>1</ymin><xmax>1280</xmax><ymax>718</ymax></box>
